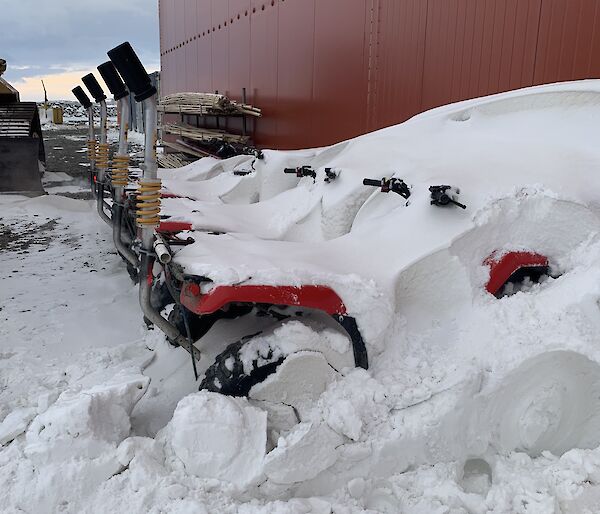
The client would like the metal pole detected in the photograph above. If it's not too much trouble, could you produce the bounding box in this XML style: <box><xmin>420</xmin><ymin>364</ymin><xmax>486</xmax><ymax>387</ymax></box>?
<box><xmin>242</xmin><ymin>87</ymin><xmax>247</xmax><ymax>137</ymax></box>
<box><xmin>112</xmin><ymin>96</ymin><xmax>138</xmax><ymax>268</ymax></box>
<box><xmin>136</xmin><ymin>94</ymin><xmax>197</xmax><ymax>357</ymax></box>
<box><xmin>118</xmin><ymin>96</ymin><xmax>130</xmax><ymax>156</ymax></box>
<box><xmin>142</xmin><ymin>95</ymin><xmax>158</xmax><ymax>181</ymax></box>
<box><xmin>97</xmin><ymin>100</ymin><xmax>108</xmax><ymax>182</ymax></box>
<box><xmin>96</xmin><ymin>99</ymin><xmax>111</xmax><ymax>225</ymax></box>
<box><xmin>87</xmin><ymin>106</ymin><xmax>96</xmax><ymax>195</ymax></box>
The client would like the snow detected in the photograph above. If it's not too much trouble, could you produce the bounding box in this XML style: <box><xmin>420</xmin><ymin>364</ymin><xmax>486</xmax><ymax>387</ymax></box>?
<box><xmin>6</xmin><ymin>80</ymin><xmax>600</xmax><ymax>512</ymax></box>
<box><xmin>161</xmin><ymin>392</ymin><xmax>267</xmax><ymax>490</ymax></box>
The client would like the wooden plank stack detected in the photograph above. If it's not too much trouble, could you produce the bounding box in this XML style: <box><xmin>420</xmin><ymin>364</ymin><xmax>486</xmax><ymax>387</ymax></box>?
<box><xmin>157</xmin><ymin>152</ymin><xmax>193</xmax><ymax>169</ymax></box>
<box><xmin>158</xmin><ymin>93</ymin><xmax>261</xmax><ymax>117</ymax></box>
<box><xmin>162</xmin><ymin>123</ymin><xmax>250</xmax><ymax>144</ymax></box>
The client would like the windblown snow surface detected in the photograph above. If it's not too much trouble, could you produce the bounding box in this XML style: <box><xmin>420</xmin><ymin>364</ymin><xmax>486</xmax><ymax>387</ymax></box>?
<box><xmin>5</xmin><ymin>81</ymin><xmax>600</xmax><ymax>513</ymax></box>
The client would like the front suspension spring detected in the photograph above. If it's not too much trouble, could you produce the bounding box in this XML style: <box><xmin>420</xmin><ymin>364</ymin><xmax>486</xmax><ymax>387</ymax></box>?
<box><xmin>111</xmin><ymin>154</ymin><xmax>129</xmax><ymax>187</ymax></box>
<box><xmin>136</xmin><ymin>178</ymin><xmax>162</xmax><ymax>227</ymax></box>
<box><xmin>96</xmin><ymin>143</ymin><xmax>110</xmax><ymax>178</ymax></box>
<box><xmin>86</xmin><ymin>139</ymin><xmax>98</xmax><ymax>163</ymax></box>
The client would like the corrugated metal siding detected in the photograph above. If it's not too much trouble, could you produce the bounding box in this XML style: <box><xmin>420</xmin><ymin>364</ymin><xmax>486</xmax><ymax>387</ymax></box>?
<box><xmin>249</xmin><ymin>1</ymin><xmax>279</xmax><ymax>146</ymax></box>
<box><xmin>534</xmin><ymin>0</ymin><xmax>600</xmax><ymax>84</ymax></box>
<box><xmin>368</xmin><ymin>0</ymin><xmax>428</xmax><ymax>131</ymax></box>
<box><xmin>184</xmin><ymin>0</ymin><xmax>198</xmax><ymax>91</ymax></box>
<box><xmin>228</xmin><ymin>0</ymin><xmax>251</xmax><ymax>99</ymax></box>
<box><xmin>159</xmin><ymin>0</ymin><xmax>600</xmax><ymax>150</ymax></box>
<box><xmin>196</xmin><ymin>1</ymin><xmax>212</xmax><ymax>92</ymax></box>
<box><xmin>420</xmin><ymin>0</ymin><xmax>542</xmax><ymax>110</ymax></box>
<box><xmin>277</xmin><ymin>0</ymin><xmax>315</xmax><ymax>148</ymax></box>
<box><xmin>313</xmin><ymin>0</ymin><xmax>369</xmax><ymax>144</ymax></box>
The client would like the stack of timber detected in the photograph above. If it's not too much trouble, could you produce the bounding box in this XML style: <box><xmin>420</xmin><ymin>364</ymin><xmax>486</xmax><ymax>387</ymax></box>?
<box><xmin>162</xmin><ymin>123</ymin><xmax>250</xmax><ymax>144</ymax></box>
<box><xmin>157</xmin><ymin>152</ymin><xmax>194</xmax><ymax>169</ymax></box>
<box><xmin>158</xmin><ymin>93</ymin><xmax>261</xmax><ymax>117</ymax></box>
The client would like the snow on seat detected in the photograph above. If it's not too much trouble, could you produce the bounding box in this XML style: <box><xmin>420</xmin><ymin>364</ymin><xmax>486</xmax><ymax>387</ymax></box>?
<box><xmin>161</xmin><ymin>170</ymin><xmax>253</xmax><ymax>203</ymax></box>
<box><xmin>161</xmin><ymin>185</ymin><xmax>322</xmax><ymax>240</ymax></box>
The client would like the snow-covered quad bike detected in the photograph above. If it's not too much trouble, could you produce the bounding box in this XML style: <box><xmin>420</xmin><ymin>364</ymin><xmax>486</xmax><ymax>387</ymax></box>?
<box><xmin>82</xmin><ymin>44</ymin><xmax>600</xmax><ymax>428</ymax></box>
<box><xmin>73</xmin><ymin>46</ymin><xmax>600</xmax><ymax>486</ymax></box>
<box><xmin>138</xmin><ymin>84</ymin><xmax>600</xmax><ymax>401</ymax></box>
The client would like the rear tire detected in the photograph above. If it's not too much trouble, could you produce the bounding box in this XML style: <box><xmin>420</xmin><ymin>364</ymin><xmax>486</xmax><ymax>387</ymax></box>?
<box><xmin>200</xmin><ymin>334</ymin><xmax>284</xmax><ymax>396</ymax></box>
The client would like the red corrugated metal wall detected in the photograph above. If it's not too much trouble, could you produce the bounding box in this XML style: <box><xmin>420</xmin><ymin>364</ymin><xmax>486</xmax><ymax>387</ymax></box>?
<box><xmin>159</xmin><ymin>0</ymin><xmax>600</xmax><ymax>150</ymax></box>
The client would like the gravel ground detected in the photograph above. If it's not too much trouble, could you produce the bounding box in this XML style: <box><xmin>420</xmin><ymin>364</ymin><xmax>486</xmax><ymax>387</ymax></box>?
<box><xmin>44</xmin><ymin>125</ymin><xmax>92</xmax><ymax>179</ymax></box>
<box><xmin>41</xmin><ymin>122</ymin><xmax>144</xmax><ymax>199</ymax></box>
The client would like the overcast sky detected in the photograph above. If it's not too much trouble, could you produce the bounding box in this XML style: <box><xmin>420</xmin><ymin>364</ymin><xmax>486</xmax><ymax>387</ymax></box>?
<box><xmin>1</xmin><ymin>0</ymin><xmax>159</xmax><ymax>101</ymax></box>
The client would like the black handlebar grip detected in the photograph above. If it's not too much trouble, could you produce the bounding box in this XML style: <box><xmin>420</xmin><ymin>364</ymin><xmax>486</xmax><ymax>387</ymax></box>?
<box><xmin>284</xmin><ymin>168</ymin><xmax>297</xmax><ymax>174</ymax></box>
<box><xmin>72</xmin><ymin>86</ymin><xmax>92</xmax><ymax>109</ymax></box>
<box><xmin>363</xmin><ymin>178</ymin><xmax>382</xmax><ymax>187</ymax></box>
<box><xmin>81</xmin><ymin>73</ymin><xmax>106</xmax><ymax>103</ymax></box>
<box><xmin>97</xmin><ymin>61</ymin><xmax>128</xmax><ymax>101</ymax></box>
<box><xmin>107</xmin><ymin>42</ymin><xmax>157</xmax><ymax>102</ymax></box>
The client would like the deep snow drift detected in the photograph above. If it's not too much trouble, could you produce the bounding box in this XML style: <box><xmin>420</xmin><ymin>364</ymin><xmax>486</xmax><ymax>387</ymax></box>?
<box><xmin>4</xmin><ymin>81</ymin><xmax>600</xmax><ymax>512</ymax></box>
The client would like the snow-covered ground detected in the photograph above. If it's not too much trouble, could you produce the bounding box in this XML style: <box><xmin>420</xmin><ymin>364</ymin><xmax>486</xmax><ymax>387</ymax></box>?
<box><xmin>4</xmin><ymin>81</ymin><xmax>600</xmax><ymax>513</ymax></box>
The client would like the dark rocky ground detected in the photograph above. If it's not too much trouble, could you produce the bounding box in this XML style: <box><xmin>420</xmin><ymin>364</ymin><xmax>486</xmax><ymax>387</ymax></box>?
<box><xmin>41</xmin><ymin>122</ymin><xmax>144</xmax><ymax>199</ymax></box>
<box><xmin>44</xmin><ymin>125</ymin><xmax>92</xmax><ymax>178</ymax></box>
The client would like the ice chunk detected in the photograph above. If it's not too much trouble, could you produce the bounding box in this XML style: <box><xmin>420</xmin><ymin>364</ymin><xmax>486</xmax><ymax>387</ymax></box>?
<box><xmin>25</xmin><ymin>371</ymin><xmax>149</xmax><ymax>462</ymax></box>
<box><xmin>161</xmin><ymin>391</ymin><xmax>267</xmax><ymax>489</ymax></box>
<box><xmin>0</xmin><ymin>407</ymin><xmax>37</xmax><ymax>445</ymax></box>
<box><xmin>264</xmin><ymin>422</ymin><xmax>343</xmax><ymax>484</ymax></box>
<box><xmin>250</xmin><ymin>351</ymin><xmax>339</xmax><ymax>420</ymax></box>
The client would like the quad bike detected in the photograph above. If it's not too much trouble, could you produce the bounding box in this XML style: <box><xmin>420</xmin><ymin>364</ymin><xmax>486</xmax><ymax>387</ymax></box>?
<box><xmin>74</xmin><ymin>43</ymin><xmax>558</xmax><ymax>404</ymax></box>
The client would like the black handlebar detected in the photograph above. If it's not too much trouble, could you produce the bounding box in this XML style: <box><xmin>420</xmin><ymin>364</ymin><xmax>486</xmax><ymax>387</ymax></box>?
<box><xmin>72</xmin><ymin>86</ymin><xmax>92</xmax><ymax>110</ymax></box>
<box><xmin>363</xmin><ymin>177</ymin><xmax>411</xmax><ymax>199</ymax></box>
<box><xmin>97</xmin><ymin>61</ymin><xmax>128</xmax><ymax>101</ymax></box>
<box><xmin>283</xmin><ymin>166</ymin><xmax>316</xmax><ymax>179</ymax></box>
<box><xmin>81</xmin><ymin>74</ymin><xmax>106</xmax><ymax>103</ymax></box>
<box><xmin>107</xmin><ymin>42</ymin><xmax>157</xmax><ymax>102</ymax></box>
<box><xmin>429</xmin><ymin>185</ymin><xmax>467</xmax><ymax>209</ymax></box>
<box><xmin>363</xmin><ymin>178</ymin><xmax>381</xmax><ymax>187</ymax></box>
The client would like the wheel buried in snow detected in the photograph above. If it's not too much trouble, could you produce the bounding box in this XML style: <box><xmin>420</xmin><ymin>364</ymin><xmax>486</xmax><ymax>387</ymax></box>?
<box><xmin>199</xmin><ymin>319</ymin><xmax>354</xmax><ymax>400</ymax></box>
<box><xmin>489</xmin><ymin>351</ymin><xmax>600</xmax><ymax>456</ymax></box>
<box><xmin>200</xmin><ymin>334</ymin><xmax>285</xmax><ymax>396</ymax></box>
<box><xmin>485</xmin><ymin>251</ymin><xmax>553</xmax><ymax>298</ymax></box>
<box><xmin>495</xmin><ymin>265</ymin><xmax>551</xmax><ymax>298</ymax></box>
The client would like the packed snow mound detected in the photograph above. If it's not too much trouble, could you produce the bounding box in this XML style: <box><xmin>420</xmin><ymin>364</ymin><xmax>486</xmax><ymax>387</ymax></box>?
<box><xmin>0</xmin><ymin>371</ymin><xmax>149</xmax><ymax>512</ymax></box>
<box><xmin>485</xmin><ymin>351</ymin><xmax>600</xmax><ymax>456</ymax></box>
<box><xmin>25</xmin><ymin>370</ymin><xmax>149</xmax><ymax>463</ymax></box>
<box><xmin>160</xmin><ymin>392</ymin><xmax>266</xmax><ymax>489</ymax></box>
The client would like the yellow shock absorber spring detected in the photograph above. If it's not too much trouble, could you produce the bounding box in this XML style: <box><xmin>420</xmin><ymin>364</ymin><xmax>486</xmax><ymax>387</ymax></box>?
<box><xmin>86</xmin><ymin>139</ymin><xmax>98</xmax><ymax>162</ymax></box>
<box><xmin>136</xmin><ymin>178</ymin><xmax>162</xmax><ymax>227</ymax></box>
<box><xmin>111</xmin><ymin>154</ymin><xmax>129</xmax><ymax>187</ymax></box>
<box><xmin>96</xmin><ymin>143</ymin><xmax>110</xmax><ymax>176</ymax></box>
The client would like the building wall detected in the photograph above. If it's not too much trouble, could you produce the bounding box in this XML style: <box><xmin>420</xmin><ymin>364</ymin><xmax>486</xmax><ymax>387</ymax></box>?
<box><xmin>159</xmin><ymin>0</ymin><xmax>600</xmax><ymax>150</ymax></box>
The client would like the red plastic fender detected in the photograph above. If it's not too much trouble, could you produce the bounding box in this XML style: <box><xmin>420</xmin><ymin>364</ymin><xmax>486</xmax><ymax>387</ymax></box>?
<box><xmin>485</xmin><ymin>251</ymin><xmax>549</xmax><ymax>296</ymax></box>
<box><xmin>180</xmin><ymin>284</ymin><xmax>348</xmax><ymax>316</ymax></box>
<box><xmin>157</xmin><ymin>221</ymin><xmax>193</xmax><ymax>233</ymax></box>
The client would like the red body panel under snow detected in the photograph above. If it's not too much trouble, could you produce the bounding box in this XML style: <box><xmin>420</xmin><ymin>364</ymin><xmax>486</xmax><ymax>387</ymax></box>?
<box><xmin>157</xmin><ymin>221</ymin><xmax>193</xmax><ymax>233</ymax></box>
<box><xmin>485</xmin><ymin>251</ymin><xmax>549</xmax><ymax>295</ymax></box>
<box><xmin>180</xmin><ymin>284</ymin><xmax>347</xmax><ymax>316</ymax></box>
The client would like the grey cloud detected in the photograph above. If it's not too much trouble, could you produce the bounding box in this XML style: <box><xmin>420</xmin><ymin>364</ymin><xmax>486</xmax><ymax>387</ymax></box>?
<box><xmin>1</xmin><ymin>0</ymin><xmax>159</xmax><ymax>83</ymax></box>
